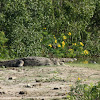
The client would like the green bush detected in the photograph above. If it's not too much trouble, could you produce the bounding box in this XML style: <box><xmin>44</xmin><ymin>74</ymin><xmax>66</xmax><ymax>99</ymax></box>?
<box><xmin>86</xmin><ymin>0</ymin><xmax>100</xmax><ymax>57</ymax></box>
<box><xmin>0</xmin><ymin>0</ymin><xmax>43</xmax><ymax>58</ymax></box>
<box><xmin>67</xmin><ymin>79</ymin><xmax>100</xmax><ymax>100</ymax></box>
<box><xmin>0</xmin><ymin>0</ymin><xmax>99</xmax><ymax>58</ymax></box>
<box><xmin>0</xmin><ymin>31</ymin><xmax>8</xmax><ymax>58</ymax></box>
<box><xmin>42</xmin><ymin>31</ymin><xmax>89</xmax><ymax>58</ymax></box>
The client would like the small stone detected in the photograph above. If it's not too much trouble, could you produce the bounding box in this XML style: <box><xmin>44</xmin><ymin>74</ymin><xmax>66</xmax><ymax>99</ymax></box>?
<box><xmin>33</xmin><ymin>83</ymin><xmax>41</xmax><ymax>87</ymax></box>
<box><xmin>8</xmin><ymin>77</ymin><xmax>13</xmax><ymax>80</ymax></box>
<box><xmin>0</xmin><ymin>92</ymin><xmax>5</xmax><ymax>95</ymax></box>
<box><xmin>60</xmin><ymin>87</ymin><xmax>62</xmax><ymax>89</ymax></box>
<box><xmin>19</xmin><ymin>91</ymin><xmax>27</xmax><ymax>95</ymax></box>
<box><xmin>8</xmin><ymin>77</ymin><xmax>16</xmax><ymax>80</ymax></box>
<box><xmin>38</xmin><ymin>83</ymin><xmax>41</xmax><ymax>86</ymax></box>
<box><xmin>53</xmin><ymin>87</ymin><xmax>59</xmax><ymax>90</ymax></box>
<box><xmin>25</xmin><ymin>84</ymin><xmax>32</xmax><ymax>88</ymax></box>
<box><xmin>35</xmin><ymin>79</ymin><xmax>41</xmax><ymax>82</ymax></box>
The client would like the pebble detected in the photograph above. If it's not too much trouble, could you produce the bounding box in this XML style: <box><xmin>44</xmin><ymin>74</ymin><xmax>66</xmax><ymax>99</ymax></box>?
<box><xmin>53</xmin><ymin>87</ymin><xmax>59</xmax><ymax>90</ymax></box>
<box><xmin>35</xmin><ymin>79</ymin><xmax>41</xmax><ymax>82</ymax></box>
<box><xmin>0</xmin><ymin>92</ymin><xmax>5</xmax><ymax>95</ymax></box>
<box><xmin>25</xmin><ymin>84</ymin><xmax>32</xmax><ymax>88</ymax></box>
<box><xmin>19</xmin><ymin>91</ymin><xmax>27</xmax><ymax>95</ymax></box>
<box><xmin>8</xmin><ymin>77</ymin><xmax>16</xmax><ymax>80</ymax></box>
<box><xmin>33</xmin><ymin>83</ymin><xmax>41</xmax><ymax>87</ymax></box>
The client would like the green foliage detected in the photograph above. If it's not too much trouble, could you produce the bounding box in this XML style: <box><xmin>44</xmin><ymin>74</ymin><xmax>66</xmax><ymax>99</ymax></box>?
<box><xmin>0</xmin><ymin>31</ymin><xmax>8</xmax><ymax>58</ymax></box>
<box><xmin>0</xmin><ymin>0</ymin><xmax>43</xmax><ymax>58</ymax></box>
<box><xmin>67</xmin><ymin>79</ymin><xmax>100</xmax><ymax>100</ymax></box>
<box><xmin>42</xmin><ymin>32</ymin><xmax>89</xmax><ymax>58</ymax></box>
<box><xmin>86</xmin><ymin>0</ymin><xmax>100</xmax><ymax>57</ymax></box>
<box><xmin>0</xmin><ymin>0</ymin><xmax>99</xmax><ymax>58</ymax></box>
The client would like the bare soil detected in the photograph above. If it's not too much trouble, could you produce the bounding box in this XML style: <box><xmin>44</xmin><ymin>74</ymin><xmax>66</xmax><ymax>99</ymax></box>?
<box><xmin>0</xmin><ymin>64</ymin><xmax>100</xmax><ymax>100</ymax></box>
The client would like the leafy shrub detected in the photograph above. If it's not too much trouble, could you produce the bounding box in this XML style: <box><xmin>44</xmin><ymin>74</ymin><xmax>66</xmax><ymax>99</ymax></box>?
<box><xmin>0</xmin><ymin>0</ymin><xmax>99</xmax><ymax>58</ymax></box>
<box><xmin>67</xmin><ymin>79</ymin><xmax>100</xmax><ymax>100</ymax></box>
<box><xmin>0</xmin><ymin>0</ymin><xmax>43</xmax><ymax>58</ymax></box>
<box><xmin>41</xmin><ymin>31</ymin><xmax>89</xmax><ymax>58</ymax></box>
<box><xmin>0</xmin><ymin>31</ymin><xmax>8</xmax><ymax>58</ymax></box>
<box><xmin>86</xmin><ymin>0</ymin><xmax>100</xmax><ymax>57</ymax></box>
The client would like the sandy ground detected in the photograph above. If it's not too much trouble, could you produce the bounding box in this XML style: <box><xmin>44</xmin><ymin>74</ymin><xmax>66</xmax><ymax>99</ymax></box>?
<box><xmin>0</xmin><ymin>64</ymin><xmax>100</xmax><ymax>100</ymax></box>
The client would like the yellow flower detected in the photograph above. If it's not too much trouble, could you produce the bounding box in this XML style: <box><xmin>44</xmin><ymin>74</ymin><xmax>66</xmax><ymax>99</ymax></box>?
<box><xmin>68</xmin><ymin>49</ymin><xmax>73</xmax><ymax>51</ymax></box>
<box><xmin>58</xmin><ymin>44</ymin><xmax>61</xmax><ymax>47</ymax></box>
<box><xmin>54</xmin><ymin>36</ymin><xmax>56</xmax><ymax>39</ymax></box>
<box><xmin>48</xmin><ymin>44</ymin><xmax>52</xmax><ymax>47</ymax></box>
<box><xmin>63</xmin><ymin>36</ymin><xmax>67</xmax><ymax>40</ymax></box>
<box><xmin>72</xmin><ymin>43</ymin><xmax>76</xmax><ymax>46</ymax></box>
<box><xmin>62</xmin><ymin>41</ymin><xmax>65</xmax><ymax>48</ymax></box>
<box><xmin>62</xmin><ymin>45</ymin><xmax>64</xmax><ymax>48</ymax></box>
<box><xmin>84</xmin><ymin>50</ymin><xmax>89</xmax><ymax>55</ymax></box>
<box><xmin>62</xmin><ymin>41</ymin><xmax>65</xmax><ymax>45</ymax></box>
<box><xmin>80</xmin><ymin>42</ymin><xmax>84</xmax><ymax>46</ymax></box>
<box><xmin>43</xmin><ymin>27</ymin><xmax>46</xmax><ymax>30</ymax></box>
<box><xmin>68</xmin><ymin>49</ymin><xmax>74</xmax><ymax>53</ymax></box>
<box><xmin>68</xmin><ymin>32</ymin><xmax>71</xmax><ymax>36</ymax></box>
<box><xmin>78</xmin><ymin>77</ymin><xmax>81</xmax><ymax>80</ymax></box>
<box><xmin>53</xmin><ymin>35</ymin><xmax>56</xmax><ymax>39</ymax></box>
<box><xmin>55</xmin><ymin>40</ymin><xmax>57</xmax><ymax>43</ymax></box>
<box><xmin>83</xmin><ymin>60</ymin><xmax>88</xmax><ymax>64</ymax></box>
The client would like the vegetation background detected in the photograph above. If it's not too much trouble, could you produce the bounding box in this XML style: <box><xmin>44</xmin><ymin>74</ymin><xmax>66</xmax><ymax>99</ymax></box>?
<box><xmin>0</xmin><ymin>0</ymin><xmax>100</xmax><ymax>59</ymax></box>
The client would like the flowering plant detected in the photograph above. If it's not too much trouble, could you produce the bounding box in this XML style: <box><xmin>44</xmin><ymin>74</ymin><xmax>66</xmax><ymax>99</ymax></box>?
<box><xmin>41</xmin><ymin>31</ymin><xmax>89</xmax><ymax>58</ymax></box>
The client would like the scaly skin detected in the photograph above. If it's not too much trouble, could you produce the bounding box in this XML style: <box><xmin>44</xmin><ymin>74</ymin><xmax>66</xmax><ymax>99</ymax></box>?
<box><xmin>0</xmin><ymin>57</ymin><xmax>77</xmax><ymax>67</ymax></box>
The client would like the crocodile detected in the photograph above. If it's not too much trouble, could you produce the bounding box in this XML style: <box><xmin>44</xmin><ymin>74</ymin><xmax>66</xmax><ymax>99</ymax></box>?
<box><xmin>0</xmin><ymin>57</ymin><xmax>77</xmax><ymax>67</ymax></box>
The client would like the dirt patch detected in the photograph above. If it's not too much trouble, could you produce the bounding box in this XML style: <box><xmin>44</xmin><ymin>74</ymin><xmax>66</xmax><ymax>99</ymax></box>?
<box><xmin>0</xmin><ymin>64</ymin><xmax>100</xmax><ymax>100</ymax></box>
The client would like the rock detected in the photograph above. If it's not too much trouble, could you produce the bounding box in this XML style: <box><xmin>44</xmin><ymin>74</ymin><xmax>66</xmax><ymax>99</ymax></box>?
<box><xmin>19</xmin><ymin>91</ymin><xmax>27</xmax><ymax>95</ymax></box>
<box><xmin>8</xmin><ymin>77</ymin><xmax>13</xmax><ymax>80</ymax></box>
<box><xmin>53</xmin><ymin>87</ymin><xmax>59</xmax><ymax>90</ymax></box>
<box><xmin>35</xmin><ymin>79</ymin><xmax>42</xmax><ymax>82</ymax></box>
<box><xmin>0</xmin><ymin>92</ymin><xmax>5</xmax><ymax>95</ymax></box>
<box><xmin>25</xmin><ymin>83</ymin><xmax>41</xmax><ymax>88</ymax></box>
<box><xmin>25</xmin><ymin>84</ymin><xmax>32</xmax><ymax>88</ymax></box>
<box><xmin>8</xmin><ymin>76</ymin><xmax>16</xmax><ymax>80</ymax></box>
<box><xmin>32</xmin><ymin>83</ymin><xmax>41</xmax><ymax>87</ymax></box>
